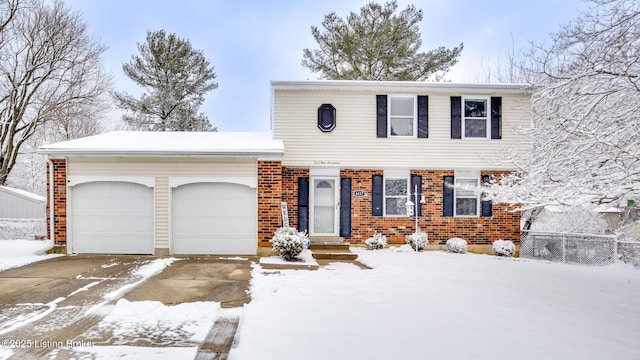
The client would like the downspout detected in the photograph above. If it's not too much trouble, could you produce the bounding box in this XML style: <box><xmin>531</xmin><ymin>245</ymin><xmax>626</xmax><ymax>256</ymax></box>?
<box><xmin>47</xmin><ymin>158</ymin><xmax>54</xmax><ymax>243</ymax></box>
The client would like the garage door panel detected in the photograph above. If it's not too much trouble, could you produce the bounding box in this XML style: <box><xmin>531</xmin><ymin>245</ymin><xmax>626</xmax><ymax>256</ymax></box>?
<box><xmin>172</xmin><ymin>182</ymin><xmax>257</xmax><ymax>255</ymax></box>
<box><xmin>72</xmin><ymin>182</ymin><xmax>154</xmax><ymax>254</ymax></box>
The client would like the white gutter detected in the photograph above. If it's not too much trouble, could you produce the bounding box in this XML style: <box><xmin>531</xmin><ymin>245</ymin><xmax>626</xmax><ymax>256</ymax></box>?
<box><xmin>270</xmin><ymin>80</ymin><xmax>534</xmax><ymax>94</ymax></box>
<box><xmin>47</xmin><ymin>158</ymin><xmax>54</xmax><ymax>243</ymax></box>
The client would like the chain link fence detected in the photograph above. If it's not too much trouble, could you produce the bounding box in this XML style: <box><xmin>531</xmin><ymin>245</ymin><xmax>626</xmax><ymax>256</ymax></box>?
<box><xmin>520</xmin><ymin>231</ymin><xmax>617</xmax><ymax>265</ymax></box>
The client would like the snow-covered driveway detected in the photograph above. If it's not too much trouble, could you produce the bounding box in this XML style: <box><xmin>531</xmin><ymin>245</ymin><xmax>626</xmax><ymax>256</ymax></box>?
<box><xmin>0</xmin><ymin>255</ymin><xmax>251</xmax><ymax>360</ymax></box>
<box><xmin>0</xmin><ymin>256</ymin><xmax>175</xmax><ymax>357</ymax></box>
<box><xmin>231</xmin><ymin>250</ymin><xmax>640</xmax><ymax>360</ymax></box>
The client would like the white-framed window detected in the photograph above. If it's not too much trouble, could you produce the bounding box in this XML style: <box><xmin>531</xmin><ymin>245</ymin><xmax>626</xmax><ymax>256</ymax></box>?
<box><xmin>462</xmin><ymin>96</ymin><xmax>490</xmax><ymax>139</ymax></box>
<box><xmin>454</xmin><ymin>178</ymin><xmax>479</xmax><ymax>217</ymax></box>
<box><xmin>384</xmin><ymin>177</ymin><xmax>409</xmax><ymax>216</ymax></box>
<box><xmin>388</xmin><ymin>95</ymin><xmax>416</xmax><ymax>137</ymax></box>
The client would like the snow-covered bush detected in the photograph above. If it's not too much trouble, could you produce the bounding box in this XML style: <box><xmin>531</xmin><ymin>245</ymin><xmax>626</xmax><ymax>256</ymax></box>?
<box><xmin>0</xmin><ymin>219</ymin><xmax>46</xmax><ymax>240</ymax></box>
<box><xmin>271</xmin><ymin>227</ymin><xmax>309</xmax><ymax>261</ymax></box>
<box><xmin>365</xmin><ymin>233</ymin><xmax>387</xmax><ymax>250</ymax></box>
<box><xmin>446</xmin><ymin>237</ymin><xmax>468</xmax><ymax>254</ymax></box>
<box><xmin>492</xmin><ymin>239</ymin><xmax>516</xmax><ymax>257</ymax></box>
<box><xmin>530</xmin><ymin>205</ymin><xmax>608</xmax><ymax>234</ymax></box>
<box><xmin>406</xmin><ymin>231</ymin><xmax>428</xmax><ymax>251</ymax></box>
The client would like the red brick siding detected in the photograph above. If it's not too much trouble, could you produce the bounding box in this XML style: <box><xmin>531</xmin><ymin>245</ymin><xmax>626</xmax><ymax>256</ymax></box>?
<box><xmin>275</xmin><ymin>167</ymin><xmax>519</xmax><ymax>246</ymax></box>
<box><xmin>282</xmin><ymin>167</ymin><xmax>309</xmax><ymax>233</ymax></box>
<box><xmin>46</xmin><ymin>159</ymin><xmax>67</xmax><ymax>246</ymax></box>
<box><xmin>257</xmin><ymin>161</ymin><xmax>283</xmax><ymax>247</ymax></box>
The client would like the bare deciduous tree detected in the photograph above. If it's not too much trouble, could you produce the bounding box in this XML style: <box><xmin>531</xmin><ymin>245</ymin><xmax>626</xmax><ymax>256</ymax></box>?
<box><xmin>489</xmin><ymin>0</ymin><xmax>640</xmax><ymax>211</ymax></box>
<box><xmin>0</xmin><ymin>0</ymin><xmax>111</xmax><ymax>186</ymax></box>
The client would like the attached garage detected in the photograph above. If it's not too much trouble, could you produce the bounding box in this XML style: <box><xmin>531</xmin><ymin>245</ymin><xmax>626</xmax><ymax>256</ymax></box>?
<box><xmin>171</xmin><ymin>182</ymin><xmax>257</xmax><ymax>255</ymax></box>
<box><xmin>70</xmin><ymin>181</ymin><xmax>154</xmax><ymax>254</ymax></box>
<box><xmin>39</xmin><ymin>131</ymin><xmax>284</xmax><ymax>255</ymax></box>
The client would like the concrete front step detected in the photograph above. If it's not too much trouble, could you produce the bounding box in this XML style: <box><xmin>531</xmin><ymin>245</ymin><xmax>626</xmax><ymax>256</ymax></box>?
<box><xmin>309</xmin><ymin>242</ymin><xmax>351</xmax><ymax>251</ymax></box>
<box><xmin>311</xmin><ymin>250</ymin><xmax>358</xmax><ymax>261</ymax></box>
<box><xmin>309</xmin><ymin>236</ymin><xmax>344</xmax><ymax>243</ymax></box>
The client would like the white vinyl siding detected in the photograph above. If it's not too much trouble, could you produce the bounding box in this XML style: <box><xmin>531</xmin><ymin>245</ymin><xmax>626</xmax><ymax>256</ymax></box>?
<box><xmin>68</xmin><ymin>158</ymin><xmax>257</xmax><ymax>177</ymax></box>
<box><xmin>273</xmin><ymin>89</ymin><xmax>531</xmax><ymax>169</ymax></box>
<box><xmin>0</xmin><ymin>187</ymin><xmax>45</xmax><ymax>219</ymax></box>
<box><xmin>155</xmin><ymin>177</ymin><xmax>170</xmax><ymax>249</ymax></box>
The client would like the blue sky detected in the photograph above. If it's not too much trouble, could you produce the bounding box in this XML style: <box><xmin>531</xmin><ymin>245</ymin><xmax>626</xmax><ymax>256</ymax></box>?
<box><xmin>65</xmin><ymin>0</ymin><xmax>587</xmax><ymax>132</ymax></box>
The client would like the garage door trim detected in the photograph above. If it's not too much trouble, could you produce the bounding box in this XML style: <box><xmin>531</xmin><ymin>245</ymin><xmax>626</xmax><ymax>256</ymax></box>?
<box><xmin>169</xmin><ymin>176</ymin><xmax>257</xmax><ymax>189</ymax></box>
<box><xmin>68</xmin><ymin>176</ymin><xmax>155</xmax><ymax>188</ymax></box>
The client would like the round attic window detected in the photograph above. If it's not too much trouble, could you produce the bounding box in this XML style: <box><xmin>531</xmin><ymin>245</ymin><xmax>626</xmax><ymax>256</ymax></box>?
<box><xmin>317</xmin><ymin>104</ymin><xmax>336</xmax><ymax>132</ymax></box>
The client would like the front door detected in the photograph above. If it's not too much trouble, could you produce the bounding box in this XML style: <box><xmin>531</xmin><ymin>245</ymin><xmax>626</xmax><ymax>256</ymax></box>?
<box><xmin>310</xmin><ymin>177</ymin><xmax>339</xmax><ymax>235</ymax></box>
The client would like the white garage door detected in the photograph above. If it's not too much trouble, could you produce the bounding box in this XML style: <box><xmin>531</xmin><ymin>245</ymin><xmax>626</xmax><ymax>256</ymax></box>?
<box><xmin>71</xmin><ymin>182</ymin><xmax>154</xmax><ymax>254</ymax></box>
<box><xmin>172</xmin><ymin>182</ymin><xmax>257</xmax><ymax>255</ymax></box>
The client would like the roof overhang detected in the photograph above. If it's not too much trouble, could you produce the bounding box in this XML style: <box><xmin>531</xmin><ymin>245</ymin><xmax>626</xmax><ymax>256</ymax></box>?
<box><xmin>38</xmin><ymin>131</ymin><xmax>285</xmax><ymax>160</ymax></box>
<box><xmin>271</xmin><ymin>80</ymin><xmax>534</xmax><ymax>95</ymax></box>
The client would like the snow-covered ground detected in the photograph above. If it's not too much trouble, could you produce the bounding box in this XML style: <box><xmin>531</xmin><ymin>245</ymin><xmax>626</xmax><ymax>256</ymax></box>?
<box><xmin>0</xmin><ymin>239</ymin><xmax>57</xmax><ymax>272</ymax></box>
<box><xmin>230</xmin><ymin>248</ymin><xmax>640</xmax><ymax>360</ymax></box>
<box><xmin>1</xmin><ymin>238</ymin><xmax>638</xmax><ymax>360</ymax></box>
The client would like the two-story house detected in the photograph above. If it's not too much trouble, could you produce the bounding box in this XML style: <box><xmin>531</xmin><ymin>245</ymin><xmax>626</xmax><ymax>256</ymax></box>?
<box><xmin>40</xmin><ymin>80</ymin><xmax>530</xmax><ymax>255</ymax></box>
<box><xmin>265</xmin><ymin>80</ymin><xmax>530</xmax><ymax>250</ymax></box>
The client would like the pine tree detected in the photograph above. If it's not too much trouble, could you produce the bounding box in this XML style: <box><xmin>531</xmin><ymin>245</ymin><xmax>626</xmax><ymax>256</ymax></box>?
<box><xmin>302</xmin><ymin>1</ymin><xmax>463</xmax><ymax>81</ymax></box>
<box><xmin>114</xmin><ymin>30</ymin><xmax>218</xmax><ymax>131</ymax></box>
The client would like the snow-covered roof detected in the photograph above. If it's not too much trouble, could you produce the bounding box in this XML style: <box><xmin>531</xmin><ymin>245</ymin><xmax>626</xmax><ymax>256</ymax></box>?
<box><xmin>271</xmin><ymin>80</ymin><xmax>533</xmax><ymax>94</ymax></box>
<box><xmin>38</xmin><ymin>131</ymin><xmax>285</xmax><ymax>158</ymax></box>
<box><xmin>0</xmin><ymin>186</ymin><xmax>46</xmax><ymax>202</ymax></box>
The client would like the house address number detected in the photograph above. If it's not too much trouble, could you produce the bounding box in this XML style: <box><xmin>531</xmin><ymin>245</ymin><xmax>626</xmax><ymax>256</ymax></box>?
<box><xmin>353</xmin><ymin>190</ymin><xmax>366</xmax><ymax>197</ymax></box>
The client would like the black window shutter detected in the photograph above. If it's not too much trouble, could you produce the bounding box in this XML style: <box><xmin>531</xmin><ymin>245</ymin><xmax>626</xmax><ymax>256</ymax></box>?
<box><xmin>298</xmin><ymin>177</ymin><xmax>309</xmax><ymax>232</ymax></box>
<box><xmin>410</xmin><ymin>175</ymin><xmax>422</xmax><ymax>216</ymax></box>
<box><xmin>417</xmin><ymin>96</ymin><xmax>428</xmax><ymax>138</ymax></box>
<box><xmin>376</xmin><ymin>95</ymin><xmax>387</xmax><ymax>138</ymax></box>
<box><xmin>443</xmin><ymin>176</ymin><xmax>454</xmax><ymax>217</ymax></box>
<box><xmin>372</xmin><ymin>174</ymin><xmax>383</xmax><ymax>216</ymax></box>
<box><xmin>340</xmin><ymin>178</ymin><xmax>352</xmax><ymax>237</ymax></box>
<box><xmin>491</xmin><ymin>97</ymin><xmax>502</xmax><ymax>140</ymax></box>
<box><xmin>481</xmin><ymin>175</ymin><xmax>493</xmax><ymax>217</ymax></box>
<box><xmin>450</xmin><ymin>97</ymin><xmax>462</xmax><ymax>139</ymax></box>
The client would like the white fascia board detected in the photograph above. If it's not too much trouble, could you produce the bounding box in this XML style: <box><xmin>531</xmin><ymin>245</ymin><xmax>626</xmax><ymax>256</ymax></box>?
<box><xmin>271</xmin><ymin>80</ymin><xmax>533</xmax><ymax>94</ymax></box>
<box><xmin>38</xmin><ymin>150</ymin><xmax>284</xmax><ymax>159</ymax></box>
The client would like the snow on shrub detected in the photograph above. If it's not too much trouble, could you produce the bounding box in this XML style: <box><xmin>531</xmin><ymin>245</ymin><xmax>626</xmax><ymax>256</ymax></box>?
<box><xmin>405</xmin><ymin>231</ymin><xmax>428</xmax><ymax>251</ymax></box>
<box><xmin>271</xmin><ymin>227</ymin><xmax>309</xmax><ymax>261</ymax></box>
<box><xmin>492</xmin><ymin>239</ymin><xmax>516</xmax><ymax>257</ymax></box>
<box><xmin>446</xmin><ymin>237</ymin><xmax>468</xmax><ymax>254</ymax></box>
<box><xmin>365</xmin><ymin>233</ymin><xmax>387</xmax><ymax>250</ymax></box>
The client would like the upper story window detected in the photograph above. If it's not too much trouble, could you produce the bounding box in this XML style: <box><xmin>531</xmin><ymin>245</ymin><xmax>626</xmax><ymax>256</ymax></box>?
<box><xmin>450</xmin><ymin>96</ymin><xmax>501</xmax><ymax>140</ymax></box>
<box><xmin>462</xmin><ymin>96</ymin><xmax>489</xmax><ymax>138</ymax></box>
<box><xmin>384</xmin><ymin>177</ymin><xmax>408</xmax><ymax>216</ymax></box>
<box><xmin>454</xmin><ymin>177</ymin><xmax>479</xmax><ymax>216</ymax></box>
<box><xmin>376</xmin><ymin>95</ymin><xmax>428</xmax><ymax>139</ymax></box>
<box><xmin>388</xmin><ymin>95</ymin><xmax>416</xmax><ymax>137</ymax></box>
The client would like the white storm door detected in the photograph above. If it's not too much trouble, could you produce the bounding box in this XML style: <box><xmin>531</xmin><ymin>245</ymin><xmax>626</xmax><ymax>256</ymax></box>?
<box><xmin>310</xmin><ymin>177</ymin><xmax>339</xmax><ymax>235</ymax></box>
